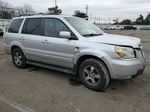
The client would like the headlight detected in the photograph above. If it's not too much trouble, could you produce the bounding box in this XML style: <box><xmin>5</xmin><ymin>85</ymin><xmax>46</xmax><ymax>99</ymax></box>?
<box><xmin>115</xmin><ymin>46</ymin><xmax>135</xmax><ymax>59</ymax></box>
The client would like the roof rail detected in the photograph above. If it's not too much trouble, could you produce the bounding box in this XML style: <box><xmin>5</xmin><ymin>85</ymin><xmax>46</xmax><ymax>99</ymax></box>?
<box><xmin>17</xmin><ymin>13</ymin><xmax>62</xmax><ymax>17</ymax></box>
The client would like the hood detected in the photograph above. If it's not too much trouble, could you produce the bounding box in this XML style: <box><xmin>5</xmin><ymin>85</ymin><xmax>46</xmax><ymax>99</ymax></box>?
<box><xmin>86</xmin><ymin>33</ymin><xmax>141</xmax><ymax>48</ymax></box>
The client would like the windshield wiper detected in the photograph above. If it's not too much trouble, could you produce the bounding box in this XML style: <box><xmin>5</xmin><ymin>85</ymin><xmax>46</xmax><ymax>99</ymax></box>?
<box><xmin>83</xmin><ymin>33</ymin><xmax>102</xmax><ymax>37</ymax></box>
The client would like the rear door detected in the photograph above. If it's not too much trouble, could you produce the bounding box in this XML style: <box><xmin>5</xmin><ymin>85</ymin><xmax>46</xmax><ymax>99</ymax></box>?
<box><xmin>20</xmin><ymin>18</ymin><xmax>45</xmax><ymax>62</ymax></box>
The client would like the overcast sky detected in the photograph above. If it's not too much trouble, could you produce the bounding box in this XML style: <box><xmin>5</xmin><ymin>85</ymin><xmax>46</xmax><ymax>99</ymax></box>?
<box><xmin>4</xmin><ymin>0</ymin><xmax>150</xmax><ymax>21</ymax></box>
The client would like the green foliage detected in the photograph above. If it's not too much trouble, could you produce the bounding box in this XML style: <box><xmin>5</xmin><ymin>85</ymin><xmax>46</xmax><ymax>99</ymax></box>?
<box><xmin>73</xmin><ymin>10</ymin><xmax>88</xmax><ymax>20</ymax></box>
<box><xmin>116</xmin><ymin>13</ymin><xmax>150</xmax><ymax>25</ymax></box>
<box><xmin>119</xmin><ymin>19</ymin><xmax>133</xmax><ymax>25</ymax></box>
<box><xmin>144</xmin><ymin>13</ymin><xmax>150</xmax><ymax>25</ymax></box>
<box><xmin>135</xmin><ymin>14</ymin><xmax>144</xmax><ymax>25</ymax></box>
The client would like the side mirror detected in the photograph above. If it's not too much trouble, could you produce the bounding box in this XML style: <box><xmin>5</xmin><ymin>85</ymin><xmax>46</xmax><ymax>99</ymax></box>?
<box><xmin>59</xmin><ymin>31</ymin><xmax>71</xmax><ymax>39</ymax></box>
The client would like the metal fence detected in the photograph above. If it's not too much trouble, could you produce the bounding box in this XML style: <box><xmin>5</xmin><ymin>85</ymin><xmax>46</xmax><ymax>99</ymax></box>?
<box><xmin>0</xmin><ymin>19</ymin><xmax>11</xmax><ymax>28</ymax></box>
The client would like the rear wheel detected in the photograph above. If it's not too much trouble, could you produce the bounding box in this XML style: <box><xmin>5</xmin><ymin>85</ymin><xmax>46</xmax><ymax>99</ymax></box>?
<box><xmin>12</xmin><ymin>48</ymin><xmax>26</xmax><ymax>68</ymax></box>
<box><xmin>79</xmin><ymin>59</ymin><xmax>110</xmax><ymax>91</ymax></box>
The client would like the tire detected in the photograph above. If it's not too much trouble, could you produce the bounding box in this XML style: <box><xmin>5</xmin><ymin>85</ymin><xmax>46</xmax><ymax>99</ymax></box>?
<box><xmin>79</xmin><ymin>59</ymin><xmax>110</xmax><ymax>91</ymax></box>
<box><xmin>0</xmin><ymin>32</ymin><xmax>3</xmax><ymax>36</ymax></box>
<box><xmin>12</xmin><ymin>48</ymin><xmax>26</xmax><ymax>68</ymax></box>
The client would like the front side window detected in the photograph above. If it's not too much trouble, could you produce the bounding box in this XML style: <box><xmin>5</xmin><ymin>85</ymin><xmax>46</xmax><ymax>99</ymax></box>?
<box><xmin>8</xmin><ymin>19</ymin><xmax>23</xmax><ymax>33</ymax></box>
<box><xmin>22</xmin><ymin>18</ymin><xmax>43</xmax><ymax>35</ymax></box>
<box><xmin>44</xmin><ymin>18</ymin><xmax>70</xmax><ymax>37</ymax></box>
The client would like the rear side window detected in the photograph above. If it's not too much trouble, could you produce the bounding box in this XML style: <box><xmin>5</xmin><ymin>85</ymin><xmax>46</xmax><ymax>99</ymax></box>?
<box><xmin>8</xmin><ymin>19</ymin><xmax>23</xmax><ymax>33</ymax></box>
<box><xmin>22</xmin><ymin>18</ymin><xmax>43</xmax><ymax>36</ymax></box>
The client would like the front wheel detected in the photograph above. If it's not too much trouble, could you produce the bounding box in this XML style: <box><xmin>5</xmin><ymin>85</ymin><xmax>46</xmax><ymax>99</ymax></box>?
<box><xmin>79</xmin><ymin>59</ymin><xmax>110</xmax><ymax>91</ymax></box>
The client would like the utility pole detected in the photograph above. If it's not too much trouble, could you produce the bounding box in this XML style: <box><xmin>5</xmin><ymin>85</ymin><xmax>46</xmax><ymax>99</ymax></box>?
<box><xmin>55</xmin><ymin>0</ymin><xmax>57</xmax><ymax>7</ymax></box>
<box><xmin>108</xmin><ymin>17</ymin><xmax>110</xmax><ymax>24</ymax></box>
<box><xmin>85</xmin><ymin>5</ymin><xmax>89</xmax><ymax>20</ymax></box>
<box><xmin>85</xmin><ymin>5</ymin><xmax>89</xmax><ymax>16</ymax></box>
<box><xmin>48</xmin><ymin>0</ymin><xmax>62</xmax><ymax>15</ymax></box>
<box><xmin>99</xmin><ymin>18</ymin><xmax>101</xmax><ymax>24</ymax></box>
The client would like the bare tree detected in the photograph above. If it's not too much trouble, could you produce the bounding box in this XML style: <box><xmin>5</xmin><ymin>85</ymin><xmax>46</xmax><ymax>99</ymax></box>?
<box><xmin>16</xmin><ymin>4</ymin><xmax>36</xmax><ymax>16</ymax></box>
<box><xmin>0</xmin><ymin>0</ymin><xmax>15</xmax><ymax>19</ymax></box>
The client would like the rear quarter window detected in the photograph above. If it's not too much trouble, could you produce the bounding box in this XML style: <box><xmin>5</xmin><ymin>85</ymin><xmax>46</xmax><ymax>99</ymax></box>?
<box><xmin>8</xmin><ymin>19</ymin><xmax>23</xmax><ymax>33</ymax></box>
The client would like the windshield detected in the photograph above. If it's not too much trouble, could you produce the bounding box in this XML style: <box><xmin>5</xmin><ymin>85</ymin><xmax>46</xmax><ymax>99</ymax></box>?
<box><xmin>65</xmin><ymin>17</ymin><xmax>104</xmax><ymax>37</ymax></box>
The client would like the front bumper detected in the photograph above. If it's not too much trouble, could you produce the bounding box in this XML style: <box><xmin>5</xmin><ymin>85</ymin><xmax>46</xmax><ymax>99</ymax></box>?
<box><xmin>131</xmin><ymin>68</ymin><xmax>145</xmax><ymax>79</ymax></box>
<box><xmin>109</xmin><ymin>49</ymin><xmax>146</xmax><ymax>79</ymax></box>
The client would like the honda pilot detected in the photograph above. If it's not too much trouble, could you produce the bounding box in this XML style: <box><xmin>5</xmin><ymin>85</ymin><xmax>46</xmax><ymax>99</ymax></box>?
<box><xmin>4</xmin><ymin>15</ymin><xmax>146</xmax><ymax>91</ymax></box>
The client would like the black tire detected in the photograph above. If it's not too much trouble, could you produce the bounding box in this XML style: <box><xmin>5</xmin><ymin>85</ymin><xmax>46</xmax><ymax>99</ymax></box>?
<box><xmin>0</xmin><ymin>32</ymin><xmax>3</xmax><ymax>36</ymax></box>
<box><xmin>12</xmin><ymin>48</ymin><xmax>26</xmax><ymax>68</ymax></box>
<box><xmin>79</xmin><ymin>59</ymin><xmax>110</xmax><ymax>91</ymax></box>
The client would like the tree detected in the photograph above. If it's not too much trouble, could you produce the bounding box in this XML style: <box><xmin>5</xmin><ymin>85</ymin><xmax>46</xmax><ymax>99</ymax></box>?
<box><xmin>48</xmin><ymin>6</ymin><xmax>62</xmax><ymax>15</ymax></box>
<box><xmin>114</xmin><ymin>13</ymin><xmax>150</xmax><ymax>25</ymax></box>
<box><xmin>16</xmin><ymin>4</ymin><xmax>35</xmax><ymax>16</ymax></box>
<box><xmin>119</xmin><ymin>19</ymin><xmax>133</xmax><ymax>25</ymax></box>
<box><xmin>73</xmin><ymin>10</ymin><xmax>88</xmax><ymax>20</ymax></box>
<box><xmin>144</xmin><ymin>13</ymin><xmax>150</xmax><ymax>25</ymax></box>
<box><xmin>135</xmin><ymin>14</ymin><xmax>144</xmax><ymax>25</ymax></box>
<box><xmin>0</xmin><ymin>1</ymin><xmax>15</xmax><ymax>19</ymax></box>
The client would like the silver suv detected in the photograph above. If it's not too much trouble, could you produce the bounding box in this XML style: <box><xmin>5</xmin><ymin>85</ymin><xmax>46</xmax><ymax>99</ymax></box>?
<box><xmin>4</xmin><ymin>15</ymin><xmax>146</xmax><ymax>91</ymax></box>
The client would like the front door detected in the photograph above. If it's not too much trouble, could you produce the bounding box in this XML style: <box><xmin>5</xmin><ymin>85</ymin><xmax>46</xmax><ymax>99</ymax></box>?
<box><xmin>41</xmin><ymin>18</ymin><xmax>76</xmax><ymax>68</ymax></box>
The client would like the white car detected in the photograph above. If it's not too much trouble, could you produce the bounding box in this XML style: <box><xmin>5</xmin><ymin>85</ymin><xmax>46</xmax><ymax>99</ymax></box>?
<box><xmin>104</xmin><ymin>26</ymin><xmax>124</xmax><ymax>30</ymax></box>
<box><xmin>114</xmin><ymin>26</ymin><xmax>124</xmax><ymax>30</ymax></box>
<box><xmin>110</xmin><ymin>26</ymin><xmax>124</xmax><ymax>30</ymax></box>
<box><xmin>104</xmin><ymin>26</ymin><xmax>116</xmax><ymax>30</ymax></box>
<box><xmin>104</xmin><ymin>26</ymin><xmax>111</xmax><ymax>30</ymax></box>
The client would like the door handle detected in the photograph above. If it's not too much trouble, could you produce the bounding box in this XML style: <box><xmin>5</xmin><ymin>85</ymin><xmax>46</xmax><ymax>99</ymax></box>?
<box><xmin>20</xmin><ymin>37</ymin><xmax>25</xmax><ymax>40</ymax></box>
<box><xmin>42</xmin><ymin>41</ymin><xmax>46</xmax><ymax>43</ymax></box>
<box><xmin>42</xmin><ymin>40</ymin><xmax>49</xmax><ymax>44</ymax></box>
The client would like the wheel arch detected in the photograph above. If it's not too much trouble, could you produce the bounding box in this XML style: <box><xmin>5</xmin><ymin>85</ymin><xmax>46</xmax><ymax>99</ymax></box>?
<box><xmin>10</xmin><ymin>44</ymin><xmax>26</xmax><ymax>58</ymax></box>
<box><xmin>10</xmin><ymin>41</ymin><xmax>25</xmax><ymax>54</ymax></box>
<box><xmin>11</xmin><ymin>45</ymin><xmax>21</xmax><ymax>54</ymax></box>
<box><xmin>74</xmin><ymin>54</ymin><xmax>111</xmax><ymax>77</ymax></box>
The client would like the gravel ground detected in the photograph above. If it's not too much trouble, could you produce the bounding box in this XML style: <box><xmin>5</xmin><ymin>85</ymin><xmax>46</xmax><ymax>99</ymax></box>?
<box><xmin>0</xmin><ymin>30</ymin><xmax>150</xmax><ymax>112</ymax></box>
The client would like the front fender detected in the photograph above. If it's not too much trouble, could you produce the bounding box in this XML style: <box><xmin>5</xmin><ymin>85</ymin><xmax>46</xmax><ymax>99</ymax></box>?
<box><xmin>74</xmin><ymin>49</ymin><xmax>113</xmax><ymax>75</ymax></box>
